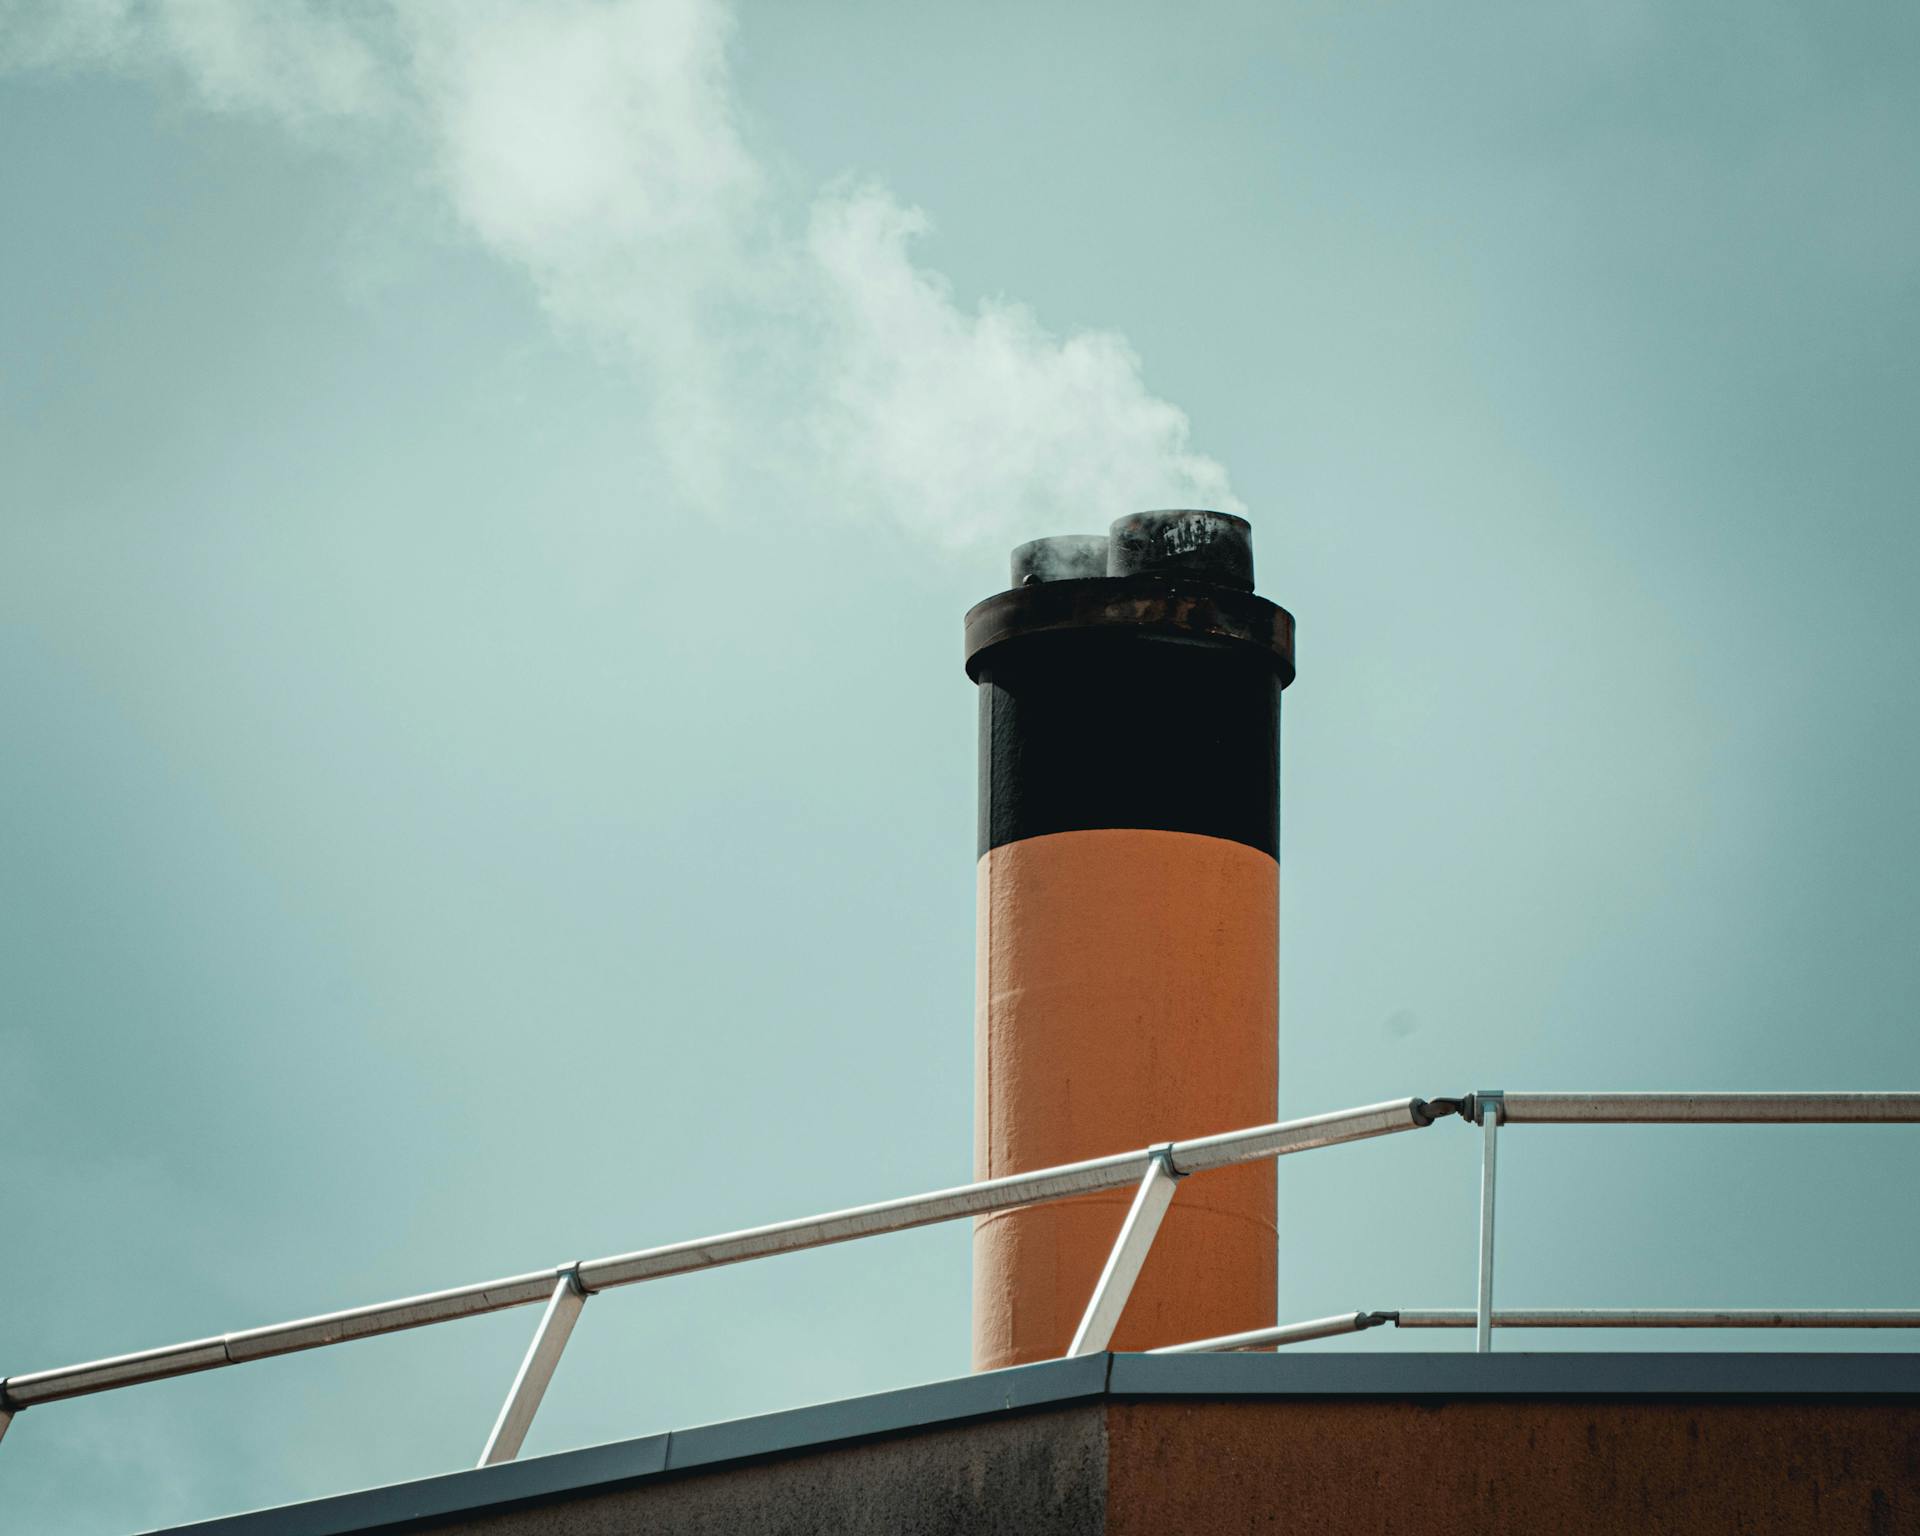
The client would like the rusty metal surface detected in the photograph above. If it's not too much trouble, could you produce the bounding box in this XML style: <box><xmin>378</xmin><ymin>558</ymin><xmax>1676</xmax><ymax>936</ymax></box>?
<box><xmin>1106</xmin><ymin>1397</ymin><xmax>1920</xmax><ymax>1535</ymax></box>
<box><xmin>963</xmin><ymin>576</ymin><xmax>1295</xmax><ymax>684</ymax></box>
<box><xmin>1107</xmin><ymin>510</ymin><xmax>1255</xmax><ymax>589</ymax></box>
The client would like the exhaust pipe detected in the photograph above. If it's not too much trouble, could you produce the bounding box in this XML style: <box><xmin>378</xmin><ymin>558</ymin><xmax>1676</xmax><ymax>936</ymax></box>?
<box><xmin>965</xmin><ymin>510</ymin><xmax>1295</xmax><ymax>1368</ymax></box>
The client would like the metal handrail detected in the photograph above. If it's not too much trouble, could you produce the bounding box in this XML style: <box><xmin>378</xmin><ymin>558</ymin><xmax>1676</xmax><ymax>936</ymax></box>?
<box><xmin>1471</xmin><ymin>1092</ymin><xmax>1920</xmax><ymax>1123</ymax></box>
<box><xmin>5</xmin><ymin>1090</ymin><xmax>1917</xmax><ymax>1462</ymax></box>
<box><xmin>1400</xmin><ymin>1309</ymin><xmax>1920</xmax><ymax>1328</ymax></box>
<box><xmin>0</xmin><ymin>1096</ymin><xmax>1438</xmax><ymax>1453</ymax></box>
<box><xmin>1156</xmin><ymin>1309</ymin><xmax>1920</xmax><ymax>1353</ymax></box>
<box><xmin>1461</xmin><ymin>1090</ymin><xmax>1920</xmax><ymax>1355</ymax></box>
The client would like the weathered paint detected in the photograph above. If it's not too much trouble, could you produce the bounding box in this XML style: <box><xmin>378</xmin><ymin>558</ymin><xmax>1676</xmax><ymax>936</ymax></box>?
<box><xmin>1105</xmin><ymin>1398</ymin><xmax>1920</xmax><ymax>1535</ymax></box>
<box><xmin>429</xmin><ymin>1409</ymin><xmax>1109</xmax><ymax>1536</ymax></box>
<box><xmin>972</xmin><ymin>828</ymin><xmax>1277</xmax><ymax>1370</ymax></box>
<box><xmin>208</xmin><ymin>1378</ymin><xmax>1920</xmax><ymax>1534</ymax></box>
<box><xmin>143</xmin><ymin>1355</ymin><xmax>1920</xmax><ymax>1533</ymax></box>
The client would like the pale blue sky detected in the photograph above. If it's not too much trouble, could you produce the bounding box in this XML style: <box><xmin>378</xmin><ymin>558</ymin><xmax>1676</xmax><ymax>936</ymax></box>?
<box><xmin>3</xmin><ymin>3</ymin><xmax>1919</xmax><ymax>1531</ymax></box>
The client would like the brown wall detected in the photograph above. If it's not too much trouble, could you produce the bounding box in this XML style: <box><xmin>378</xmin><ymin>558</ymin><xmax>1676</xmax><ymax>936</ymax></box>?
<box><xmin>406</xmin><ymin>1396</ymin><xmax>1920</xmax><ymax>1535</ymax></box>
<box><xmin>1107</xmin><ymin>1399</ymin><xmax>1920</xmax><ymax>1535</ymax></box>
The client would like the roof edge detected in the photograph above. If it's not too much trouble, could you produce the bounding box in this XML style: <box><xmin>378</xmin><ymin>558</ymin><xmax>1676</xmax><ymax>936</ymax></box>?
<box><xmin>145</xmin><ymin>1352</ymin><xmax>1920</xmax><ymax>1536</ymax></box>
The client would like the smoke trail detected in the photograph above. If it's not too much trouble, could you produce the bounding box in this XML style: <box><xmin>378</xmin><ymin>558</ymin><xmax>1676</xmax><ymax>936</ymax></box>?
<box><xmin>1</xmin><ymin>0</ymin><xmax>1240</xmax><ymax>543</ymax></box>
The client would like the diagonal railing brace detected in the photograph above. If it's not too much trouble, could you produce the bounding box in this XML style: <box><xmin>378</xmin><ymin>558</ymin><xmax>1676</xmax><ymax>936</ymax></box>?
<box><xmin>477</xmin><ymin>1266</ymin><xmax>588</xmax><ymax>1467</ymax></box>
<box><xmin>1067</xmin><ymin>1147</ymin><xmax>1185</xmax><ymax>1356</ymax></box>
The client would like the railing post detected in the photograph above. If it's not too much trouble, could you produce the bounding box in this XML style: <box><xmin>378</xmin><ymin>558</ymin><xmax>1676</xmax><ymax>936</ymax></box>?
<box><xmin>477</xmin><ymin>1267</ymin><xmax>587</xmax><ymax>1467</ymax></box>
<box><xmin>1067</xmin><ymin>1149</ymin><xmax>1183</xmax><ymax>1355</ymax></box>
<box><xmin>1473</xmin><ymin>1091</ymin><xmax>1504</xmax><ymax>1354</ymax></box>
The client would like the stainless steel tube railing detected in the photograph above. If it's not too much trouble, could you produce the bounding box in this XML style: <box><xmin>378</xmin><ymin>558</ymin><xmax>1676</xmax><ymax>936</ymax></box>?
<box><xmin>1159</xmin><ymin>1309</ymin><xmax>1920</xmax><ymax>1353</ymax></box>
<box><xmin>1458</xmin><ymin>1090</ymin><xmax>1920</xmax><ymax>1358</ymax></box>
<box><xmin>7</xmin><ymin>1089</ymin><xmax>1919</xmax><ymax>1462</ymax></box>
<box><xmin>1485</xmin><ymin>1092</ymin><xmax>1920</xmax><ymax>1124</ymax></box>
<box><xmin>1399</xmin><ymin>1309</ymin><xmax>1920</xmax><ymax>1328</ymax></box>
<box><xmin>0</xmin><ymin>1096</ymin><xmax>1438</xmax><ymax>1441</ymax></box>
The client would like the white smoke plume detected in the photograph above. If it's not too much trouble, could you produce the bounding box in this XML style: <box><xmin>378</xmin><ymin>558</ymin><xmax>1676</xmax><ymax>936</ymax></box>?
<box><xmin>1</xmin><ymin>0</ymin><xmax>1240</xmax><ymax>544</ymax></box>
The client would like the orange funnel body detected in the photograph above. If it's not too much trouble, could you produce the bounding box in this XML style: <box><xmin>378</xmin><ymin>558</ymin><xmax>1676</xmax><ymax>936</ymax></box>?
<box><xmin>974</xmin><ymin>828</ymin><xmax>1277</xmax><ymax>1366</ymax></box>
<box><xmin>964</xmin><ymin>514</ymin><xmax>1295</xmax><ymax>1370</ymax></box>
